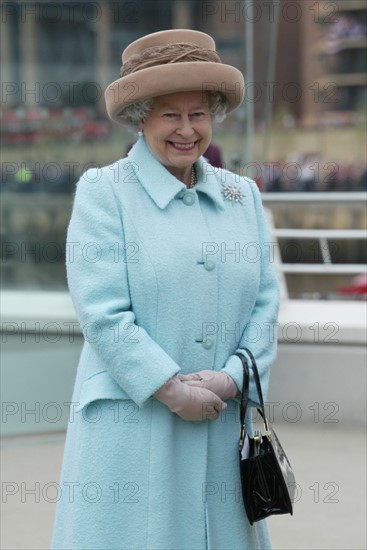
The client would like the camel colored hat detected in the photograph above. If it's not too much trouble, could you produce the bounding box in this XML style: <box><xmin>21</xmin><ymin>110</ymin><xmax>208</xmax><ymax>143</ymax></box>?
<box><xmin>105</xmin><ymin>29</ymin><xmax>245</xmax><ymax>124</ymax></box>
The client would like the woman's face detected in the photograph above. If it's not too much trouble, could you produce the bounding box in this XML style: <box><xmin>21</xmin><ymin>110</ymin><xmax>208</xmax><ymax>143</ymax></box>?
<box><xmin>139</xmin><ymin>91</ymin><xmax>212</xmax><ymax>174</ymax></box>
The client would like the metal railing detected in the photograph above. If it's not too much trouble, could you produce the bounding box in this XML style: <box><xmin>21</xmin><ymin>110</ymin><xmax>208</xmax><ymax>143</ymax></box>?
<box><xmin>263</xmin><ymin>193</ymin><xmax>367</xmax><ymax>299</ymax></box>
<box><xmin>273</xmin><ymin>228</ymin><xmax>366</xmax><ymax>274</ymax></box>
<box><xmin>262</xmin><ymin>192</ymin><xmax>367</xmax><ymax>203</ymax></box>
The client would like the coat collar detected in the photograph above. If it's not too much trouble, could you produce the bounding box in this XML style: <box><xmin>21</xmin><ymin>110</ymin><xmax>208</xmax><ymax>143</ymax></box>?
<box><xmin>127</xmin><ymin>136</ymin><xmax>225</xmax><ymax>211</ymax></box>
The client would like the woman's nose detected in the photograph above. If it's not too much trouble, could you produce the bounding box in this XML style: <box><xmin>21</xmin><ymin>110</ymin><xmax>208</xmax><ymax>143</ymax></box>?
<box><xmin>176</xmin><ymin>116</ymin><xmax>195</xmax><ymax>137</ymax></box>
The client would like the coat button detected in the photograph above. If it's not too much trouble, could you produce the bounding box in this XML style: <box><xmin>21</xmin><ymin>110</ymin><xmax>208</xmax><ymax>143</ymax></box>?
<box><xmin>202</xmin><ymin>338</ymin><xmax>214</xmax><ymax>350</ymax></box>
<box><xmin>182</xmin><ymin>192</ymin><xmax>196</xmax><ymax>206</ymax></box>
<box><xmin>203</xmin><ymin>260</ymin><xmax>216</xmax><ymax>271</ymax></box>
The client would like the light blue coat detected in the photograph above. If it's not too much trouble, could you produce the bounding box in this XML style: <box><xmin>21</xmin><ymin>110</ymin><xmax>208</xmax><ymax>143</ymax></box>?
<box><xmin>52</xmin><ymin>136</ymin><xmax>279</xmax><ymax>549</ymax></box>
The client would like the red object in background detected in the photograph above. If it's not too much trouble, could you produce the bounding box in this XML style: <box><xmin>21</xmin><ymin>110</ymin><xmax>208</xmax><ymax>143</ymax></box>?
<box><xmin>24</xmin><ymin>109</ymin><xmax>42</xmax><ymax>142</ymax></box>
<box><xmin>1</xmin><ymin>109</ymin><xmax>43</xmax><ymax>145</ymax></box>
<box><xmin>46</xmin><ymin>108</ymin><xmax>70</xmax><ymax>139</ymax></box>
<box><xmin>203</xmin><ymin>143</ymin><xmax>224</xmax><ymax>168</ymax></box>
<box><xmin>254</xmin><ymin>176</ymin><xmax>263</xmax><ymax>191</ymax></box>
<box><xmin>81</xmin><ymin>120</ymin><xmax>109</xmax><ymax>140</ymax></box>
<box><xmin>337</xmin><ymin>274</ymin><xmax>367</xmax><ymax>295</ymax></box>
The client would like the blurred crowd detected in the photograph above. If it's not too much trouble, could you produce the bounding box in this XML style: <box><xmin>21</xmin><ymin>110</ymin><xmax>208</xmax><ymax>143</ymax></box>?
<box><xmin>259</xmin><ymin>153</ymin><xmax>367</xmax><ymax>192</ymax></box>
<box><xmin>2</xmin><ymin>152</ymin><xmax>366</xmax><ymax>194</ymax></box>
<box><xmin>1</xmin><ymin>106</ymin><xmax>366</xmax><ymax>194</ymax></box>
<box><xmin>0</xmin><ymin>107</ymin><xmax>109</xmax><ymax>147</ymax></box>
<box><xmin>323</xmin><ymin>13</ymin><xmax>367</xmax><ymax>54</ymax></box>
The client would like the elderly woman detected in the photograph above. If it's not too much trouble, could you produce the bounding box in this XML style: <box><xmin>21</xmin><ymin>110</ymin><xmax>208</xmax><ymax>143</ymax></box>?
<box><xmin>52</xmin><ymin>30</ymin><xmax>279</xmax><ymax>550</ymax></box>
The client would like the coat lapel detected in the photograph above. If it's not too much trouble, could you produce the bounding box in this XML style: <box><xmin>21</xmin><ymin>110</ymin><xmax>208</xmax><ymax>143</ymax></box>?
<box><xmin>195</xmin><ymin>156</ymin><xmax>226</xmax><ymax>211</ymax></box>
<box><xmin>127</xmin><ymin>137</ymin><xmax>185</xmax><ymax>209</ymax></box>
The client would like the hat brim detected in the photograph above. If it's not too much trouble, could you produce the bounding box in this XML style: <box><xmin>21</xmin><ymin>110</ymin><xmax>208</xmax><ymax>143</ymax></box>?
<box><xmin>105</xmin><ymin>62</ymin><xmax>245</xmax><ymax>124</ymax></box>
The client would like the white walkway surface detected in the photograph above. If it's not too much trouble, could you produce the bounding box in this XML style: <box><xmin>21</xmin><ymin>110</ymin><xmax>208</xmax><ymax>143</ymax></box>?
<box><xmin>1</xmin><ymin>422</ymin><xmax>366</xmax><ymax>550</ymax></box>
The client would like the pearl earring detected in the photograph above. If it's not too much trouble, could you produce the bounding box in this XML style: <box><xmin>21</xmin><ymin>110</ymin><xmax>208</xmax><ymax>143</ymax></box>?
<box><xmin>138</xmin><ymin>130</ymin><xmax>143</xmax><ymax>137</ymax></box>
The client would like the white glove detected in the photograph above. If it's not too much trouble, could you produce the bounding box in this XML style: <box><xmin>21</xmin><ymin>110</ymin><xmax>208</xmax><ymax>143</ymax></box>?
<box><xmin>178</xmin><ymin>370</ymin><xmax>239</xmax><ymax>401</ymax></box>
<box><xmin>154</xmin><ymin>375</ymin><xmax>227</xmax><ymax>421</ymax></box>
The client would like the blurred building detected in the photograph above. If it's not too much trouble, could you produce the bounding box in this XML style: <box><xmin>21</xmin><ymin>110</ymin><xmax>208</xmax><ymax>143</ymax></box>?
<box><xmin>1</xmin><ymin>0</ymin><xmax>366</xmax><ymax>128</ymax></box>
<box><xmin>301</xmin><ymin>0</ymin><xmax>367</xmax><ymax>127</ymax></box>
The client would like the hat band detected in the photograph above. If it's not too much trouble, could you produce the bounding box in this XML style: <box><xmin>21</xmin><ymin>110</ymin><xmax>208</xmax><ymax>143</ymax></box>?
<box><xmin>120</xmin><ymin>42</ymin><xmax>221</xmax><ymax>77</ymax></box>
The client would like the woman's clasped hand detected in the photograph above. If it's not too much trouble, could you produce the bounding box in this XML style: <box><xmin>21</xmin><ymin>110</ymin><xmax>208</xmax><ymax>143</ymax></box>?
<box><xmin>154</xmin><ymin>371</ymin><xmax>239</xmax><ymax>421</ymax></box>
<box><xmin>179</xmin><ymin>370</ymin><xmax>239</xmax><ymax>401</ymax></box>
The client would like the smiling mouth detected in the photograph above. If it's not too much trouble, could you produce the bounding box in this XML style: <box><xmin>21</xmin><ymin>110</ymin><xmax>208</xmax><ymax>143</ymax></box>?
<box><xmin>168</xmin><ymin>141</ymin><xmax>197</xmax><ymax>151</ymax></box>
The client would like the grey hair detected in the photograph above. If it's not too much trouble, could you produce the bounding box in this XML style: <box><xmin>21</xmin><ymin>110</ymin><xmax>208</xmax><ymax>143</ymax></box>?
<box><xmin>118</xmin><ymin>92</ymin><xmax>228</xmax><ymax>131</ymax></box>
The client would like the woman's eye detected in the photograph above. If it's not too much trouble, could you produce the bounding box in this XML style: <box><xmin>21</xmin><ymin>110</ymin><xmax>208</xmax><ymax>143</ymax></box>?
<box><xmin>191</xmin><ymin>112</ymin><xmax>206</xmax><ymax>118</ymax></box>
<box><xmin>162</xmin><ymin>113</ymin><xmax>178</xmax><ymax>118</ymax></box>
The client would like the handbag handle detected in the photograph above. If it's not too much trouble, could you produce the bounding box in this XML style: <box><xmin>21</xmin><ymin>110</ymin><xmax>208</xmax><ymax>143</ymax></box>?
<box><xmin>236</xmin><ymin>352</ymin><xmax>249</xmax><ymax>433</ymax></box>
<box><xmin>235</xmin><ymin>349</ymin><xmax>270</xmax><ymax>440</ymax></box>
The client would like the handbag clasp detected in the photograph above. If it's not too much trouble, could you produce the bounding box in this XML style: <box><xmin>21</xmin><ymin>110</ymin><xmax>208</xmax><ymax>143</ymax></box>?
<box><xmin>254</xmin><ymin>430</ymin><xmax>261</xmax><ymax>456</ymax></box>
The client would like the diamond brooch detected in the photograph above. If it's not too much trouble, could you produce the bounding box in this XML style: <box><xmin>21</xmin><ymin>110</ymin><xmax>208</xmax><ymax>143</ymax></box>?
<box><xmin>221</xmin><ymin>183</ymin><xmax>244</xmax><ymax>204</ymax></box>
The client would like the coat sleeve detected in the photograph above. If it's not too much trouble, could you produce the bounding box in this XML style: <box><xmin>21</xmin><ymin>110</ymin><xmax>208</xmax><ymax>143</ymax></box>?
<box><xmin>220</xmin><ymin>179</ymin><xmax>280</xmax><ymax>407</ymax></box>
<box><xmin>66</xmin><ymin>169</ymin><xmax>180</xmax><ymax>407</ymax></box>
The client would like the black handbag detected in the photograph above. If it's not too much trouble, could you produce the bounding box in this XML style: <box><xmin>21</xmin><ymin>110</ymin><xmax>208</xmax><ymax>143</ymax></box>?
<box><xmin>235</xmin><ymin>349</ymin><xmax>296</xmax><ymax>525</ymax></box>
